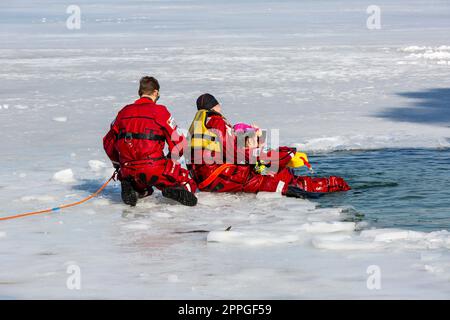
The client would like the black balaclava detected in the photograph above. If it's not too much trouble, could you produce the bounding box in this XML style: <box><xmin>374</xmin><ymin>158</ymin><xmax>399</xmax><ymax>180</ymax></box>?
<box><xmin>196</xmin><ymin>93</ymin><xmax>219</xmax><ymax>110</ymax></box>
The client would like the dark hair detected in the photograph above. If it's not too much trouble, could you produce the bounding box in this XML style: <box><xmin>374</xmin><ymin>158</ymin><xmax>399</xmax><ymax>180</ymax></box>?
<box><xmin>138</xmin><ymin>76</ymin><xmax>160</xmax><ymax>96</ymax></box>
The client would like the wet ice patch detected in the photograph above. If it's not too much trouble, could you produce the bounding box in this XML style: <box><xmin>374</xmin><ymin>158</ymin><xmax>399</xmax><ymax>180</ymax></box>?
<box><xmin>52</xmin><ymin>169</ymin><xmax>75</xmax><ymax>183</ymax></box>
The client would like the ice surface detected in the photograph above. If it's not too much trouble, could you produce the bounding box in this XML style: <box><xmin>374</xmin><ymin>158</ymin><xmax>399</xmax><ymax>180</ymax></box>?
<box><xmin>20</xmin><ymin>195</ymin><xmax>56</xmax><ymax>203</ymax></box>
<box><xmin>400</xmin><ymin>46</ymin><xmax>450</xmax><ymax>64</ymax></box>
<box><xmin>1</xmin><ymin>0</ymin><xmax>450</xmax><ymax>299</ymax></box>
<box><xmin>52</xmin><ymin>116</ymin><xmax>67</xmax><ymax>122</ymax></box>
<box><xmin>88</xmin><ymin>160</ymin><xmax>108</xmax><ymax>172</ymax></box>
<box><xmin>52</xmin><ymin>169</ymin><xmax>76</xmax><ymax>183</ymax></box>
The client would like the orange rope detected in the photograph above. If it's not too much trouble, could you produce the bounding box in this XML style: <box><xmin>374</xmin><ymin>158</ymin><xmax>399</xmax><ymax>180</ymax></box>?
<box><xmin>198</xmin><ymin>164</ymin><xmax>234</xmax><ymax>189</ymax></box>
<box><xmin>0</xmin><ymin>172</ymin><xmax>116</xmax><ymax>222</ymax></box>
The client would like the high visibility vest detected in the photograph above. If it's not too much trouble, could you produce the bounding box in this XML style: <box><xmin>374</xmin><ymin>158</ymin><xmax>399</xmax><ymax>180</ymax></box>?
<box><xmin>188</xmin><ymin>110</ymin><xmax>222</xmax><ymax>152</ymax></box>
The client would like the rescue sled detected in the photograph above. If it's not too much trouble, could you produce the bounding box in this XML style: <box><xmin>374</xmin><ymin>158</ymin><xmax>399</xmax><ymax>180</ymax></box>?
<box><xmin>286</xmin><ymin>152</ymin><xmax>351</xmax><ymax>198</ymax></box>
<box><xmin>287</xmin><ymin>174</ymin><xmax>351</xmax><ymax>199</ymax></box>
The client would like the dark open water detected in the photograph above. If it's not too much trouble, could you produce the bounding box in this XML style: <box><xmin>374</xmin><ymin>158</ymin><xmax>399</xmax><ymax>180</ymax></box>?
<box><xmin>303</xmin><ymin>148</ymin><xmax>450</xmax><ymax>232</ymax></box>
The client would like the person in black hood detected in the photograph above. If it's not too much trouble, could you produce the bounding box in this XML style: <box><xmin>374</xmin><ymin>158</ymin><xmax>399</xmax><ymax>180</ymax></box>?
<box><xmin>196</xmin><ymin>93</ymin><xmax>222</xmax><ymax>113</ymax></box>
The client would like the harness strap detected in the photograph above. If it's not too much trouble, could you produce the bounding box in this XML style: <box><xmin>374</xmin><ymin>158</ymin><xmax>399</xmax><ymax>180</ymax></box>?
<box><xmin>121</xmin><ymin>157</ymin><xmax>166</xmax><ymax>168</ymax></box>
<box><xmin>191</xmin><ymin>133</ymin><xmax>216</xmax><ymax>141</ymax></box>
<box><xmin>117</xmin><ymin>132</ymin><xmax>165</xmax><ymax>141</ymax></box>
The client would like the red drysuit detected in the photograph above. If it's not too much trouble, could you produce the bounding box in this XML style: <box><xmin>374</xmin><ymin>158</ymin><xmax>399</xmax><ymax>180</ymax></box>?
<box><xmin>103</xmin><ymin>97</ymin><xmax>196</xmax><ymax>193</ymax></box>
<box><xmin>189</xmin><ymin>110</ymin><xmax>296</xmax><ymax>194</ymax></box>
<box><xmin>189</xmin><ymin>110</ymin><xmax>351</xmax><ymax>195</ymax></box>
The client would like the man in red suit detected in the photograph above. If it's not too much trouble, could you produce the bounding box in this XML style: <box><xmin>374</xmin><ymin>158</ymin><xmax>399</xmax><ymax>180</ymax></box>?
<box><xmin>103</xmin><ymin>76</ymin><xmax>197</xmax><ymax>206</ymax></box>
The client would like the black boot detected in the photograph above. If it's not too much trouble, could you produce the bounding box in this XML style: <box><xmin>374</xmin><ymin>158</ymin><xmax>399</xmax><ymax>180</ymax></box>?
<box><xmin>285</xmin><ymin>185</ymin><xmax>324</xmax><ymax>199</ymax></box>
<box><xmin>285</xmin><ymin>185</ymin><xmax>306</xmax><ymax>199</ymax></box>
<box><xmin>162</xmin><ymin>187</ymin><xmax>198</xmax><ymax>206</ymax></box>
<box><xmin>121</xmin><ymin>178</ymin><xmax>139</xmax><ymax>206</ymax></box>
<box><xmin>138</xmin><ymin>187</ymin><xmax>154</xmax><ymax>199</ymax></box>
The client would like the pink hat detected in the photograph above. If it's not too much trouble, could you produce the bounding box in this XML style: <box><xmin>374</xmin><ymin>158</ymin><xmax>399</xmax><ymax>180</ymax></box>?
<box><xmin>233</xmin><ymin>123</ymin><xmax>256</xmax><ymax>134</ymax></box>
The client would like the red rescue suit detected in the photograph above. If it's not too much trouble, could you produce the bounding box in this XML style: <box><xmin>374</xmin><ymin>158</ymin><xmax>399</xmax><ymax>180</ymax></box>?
<box><xmin>103</xmin><ymin>97</ymin><xmax>196</xmax><ymax>193</ymax></box>
<box><xmin>189</xmin><ymin>111</ymin><xmax>295</xmax><ymax>194</ymax></box>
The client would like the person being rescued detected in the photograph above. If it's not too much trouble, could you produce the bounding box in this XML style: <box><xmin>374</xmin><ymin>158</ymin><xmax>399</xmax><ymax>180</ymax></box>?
<box><xmin>103</xmin><ymin>76</ymin><xmax>198</xmax><ymax>207</ymax></box>
<box><xmin>187</xmin><ymin>93</ymin><xmax>350</xmax><ymax>197</ymax></box>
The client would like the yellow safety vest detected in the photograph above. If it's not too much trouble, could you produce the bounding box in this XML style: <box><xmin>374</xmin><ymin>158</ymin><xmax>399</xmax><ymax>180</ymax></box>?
<box><xmin>188</xmin><ymin>110</ymin><xmax>222</xmax><ymax>152</ymax></box>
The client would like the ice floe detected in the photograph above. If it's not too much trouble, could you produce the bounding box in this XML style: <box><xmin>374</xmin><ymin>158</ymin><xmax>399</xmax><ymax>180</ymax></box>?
<box><xmin>52</xmin><ymin>169</ymin><xmax>76</xmax><ymax>183</ymax></box>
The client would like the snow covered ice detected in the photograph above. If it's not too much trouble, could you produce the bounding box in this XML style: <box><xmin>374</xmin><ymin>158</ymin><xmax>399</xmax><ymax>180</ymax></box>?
<box><xmin>1</xmin><ymin>0</ymin><xmax>450</xmax><ymax>299</ymax></box>
<box><xmin>52</xmin><ymin>169</ymin><xmax>76</xmax><ymax>184</ymax></box>
<box><xmin>52</xmin><ymin>116</ymin><xmax>67</xmax><ymax>122</ymax></box>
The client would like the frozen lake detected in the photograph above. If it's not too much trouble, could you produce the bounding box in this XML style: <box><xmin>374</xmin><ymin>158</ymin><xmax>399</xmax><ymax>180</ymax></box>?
<box><xmin>0</xmin><ymin>0</ymin><xmax>450</xmax><ymax>299</ymax></box>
